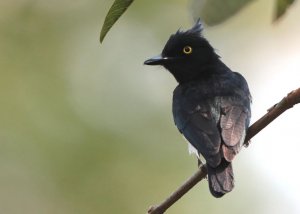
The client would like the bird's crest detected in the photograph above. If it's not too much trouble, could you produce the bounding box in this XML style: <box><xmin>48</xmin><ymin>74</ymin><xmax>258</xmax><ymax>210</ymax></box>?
<box><xmin>176</xmin><ymin>19</ymin><xmax>204</xmax><ymax>37</ymax></box>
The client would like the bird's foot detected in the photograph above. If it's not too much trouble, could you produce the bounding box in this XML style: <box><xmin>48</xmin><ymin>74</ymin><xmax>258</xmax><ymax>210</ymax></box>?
<box><xmin>197</xmin><ymin>159</ymin><xmax>203</xmax><ymax>168</ymax></box>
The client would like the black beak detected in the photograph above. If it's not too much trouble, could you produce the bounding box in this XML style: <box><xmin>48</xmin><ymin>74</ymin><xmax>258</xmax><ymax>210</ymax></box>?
<box><xmin>144</xmin><ymin>55</ymin><xmax>170</xmax><ymax>65</ymax></box>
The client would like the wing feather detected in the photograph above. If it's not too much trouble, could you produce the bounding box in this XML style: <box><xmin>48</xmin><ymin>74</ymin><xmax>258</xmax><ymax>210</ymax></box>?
<box><xmin>220</xmin><ymin>106</ymin><xmax>249</xmax><ymax>161</ymax></box>
<box><xmin>174</xmin><ymin>102</ymin><xmax>222</xmax><ymax>167</ymax></box>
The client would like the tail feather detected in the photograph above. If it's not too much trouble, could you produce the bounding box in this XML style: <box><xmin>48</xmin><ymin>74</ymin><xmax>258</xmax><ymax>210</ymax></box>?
<box><xmin>207</xmin><ymin>160</ymin><xmax>234</xmax><ymax>198</ymax></box>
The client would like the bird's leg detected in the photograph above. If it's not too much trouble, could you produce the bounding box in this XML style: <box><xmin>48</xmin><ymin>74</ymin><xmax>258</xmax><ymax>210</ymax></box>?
<box><xmin>197</xmin><ymin>153</ymin><xmax>203</xmax><ymax>168</ymax></box>
<box><xmin>197</xmin><ymin>154</ymin><xmax>208</xmax><ymax>179</ymax></box>
<box><xmin>197</xmin><ymin>159</ymin><xmax>203</xmax><ymax>168</ymax></box>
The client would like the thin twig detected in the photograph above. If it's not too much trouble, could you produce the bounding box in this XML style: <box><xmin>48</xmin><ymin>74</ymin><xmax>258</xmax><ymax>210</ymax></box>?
<box><xmin>148</xmin><ymin>165</ymin><xmax>207</xmax><ymax>214</ymax></box>
<box><xmin>244</xmin><ymin>88</ymin><xmax>300</xmax><ymax>143</ymax></box>
<box><xmin>148</xmin><ymin>88</ymin><xmax>300</xmax><ymax>214</ymax></box>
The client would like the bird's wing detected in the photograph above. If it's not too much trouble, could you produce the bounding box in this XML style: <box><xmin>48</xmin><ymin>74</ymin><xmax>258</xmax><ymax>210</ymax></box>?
<box><xmin>220</xmin><ymin>103</ymin><xmax>250</xmax><ymax>162</ymax></box>
<box><xmin>173</xmin><ymin>99</ymin><xmax>222</xmax><ymax>168</ymax></box>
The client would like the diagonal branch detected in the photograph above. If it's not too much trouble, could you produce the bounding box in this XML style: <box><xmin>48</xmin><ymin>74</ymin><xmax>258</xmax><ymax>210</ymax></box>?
<box><xmin>148</xmin><ymin>87</ymin><xmax>300</xmax><ymax>214</ymax></box>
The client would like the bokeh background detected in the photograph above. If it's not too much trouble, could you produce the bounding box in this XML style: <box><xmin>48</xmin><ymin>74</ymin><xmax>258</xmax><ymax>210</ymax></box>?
<box><xmin>1</xmin><ymin>0</ymin><xmax>300</xmax><ymax>213</ymax></box>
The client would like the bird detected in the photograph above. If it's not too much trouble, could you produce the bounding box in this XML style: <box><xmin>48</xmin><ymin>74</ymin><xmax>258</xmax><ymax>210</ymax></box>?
<box><xmin>144</xmin><ymin>20</ymin><xmax>251</xmax><ymax>198</ymax></box>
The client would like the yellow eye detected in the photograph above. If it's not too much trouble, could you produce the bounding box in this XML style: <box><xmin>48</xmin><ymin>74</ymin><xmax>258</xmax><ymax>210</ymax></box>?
<box><xmin>183</xmin><ymin>46</ymin><xmax>192</xmax><ymax>54</ymax></box>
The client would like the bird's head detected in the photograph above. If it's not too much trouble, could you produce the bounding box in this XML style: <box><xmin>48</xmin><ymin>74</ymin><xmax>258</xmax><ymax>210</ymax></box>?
<box><xmin>144</xmin><ymin>20</ymin><xmax>220</xmax><ymax>83</ymax></box>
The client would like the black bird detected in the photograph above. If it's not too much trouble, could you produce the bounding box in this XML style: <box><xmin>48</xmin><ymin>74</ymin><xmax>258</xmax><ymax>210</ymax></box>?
<box><xmin>144</xmin><ymin>20</ymin><xmax>251</xmax><ymax>198</ymax></box>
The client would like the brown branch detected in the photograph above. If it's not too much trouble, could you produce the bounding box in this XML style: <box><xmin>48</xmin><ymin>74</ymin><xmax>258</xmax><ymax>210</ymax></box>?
<box><xmin>148</xmin><ymin>88</ymin><xmax>300</xmax><ymax>214</ymax></box>
<box><xmin>244</xmin><ymin>88</ymin><xmax>300</xmax><ymax>143</ymax></box>
<box><xmin>147</xmin><ymin>165</ymin><xmax>207</xmax><ymax>214</ymax></box>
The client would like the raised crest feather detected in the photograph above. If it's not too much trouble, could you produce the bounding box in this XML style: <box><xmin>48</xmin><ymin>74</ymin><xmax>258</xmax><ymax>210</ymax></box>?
<box><xmin>189</xmin><ymin>19</ymin><xmax>204</xmax><ymax>34</ymax></box>
<box><xmin>175</xmin><ymin>19</ymin><xmax>204</xmax><ymax>37</ymax></box>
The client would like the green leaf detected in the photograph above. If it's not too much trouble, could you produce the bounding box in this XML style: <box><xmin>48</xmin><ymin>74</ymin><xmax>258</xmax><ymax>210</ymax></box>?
<box><xmin>191</xmin><ymin>0</ymin><xmax>253</xmax><ymax>26</ymax></box>
<box><xmin>100</xmin><ymin>0</ymin><xmax>134</xmax><ymax>43</ymax></box>
<box><xmin>274</xmin><ymin>0</ymin><xmax>295</xmax><ymax>21</ymax></box>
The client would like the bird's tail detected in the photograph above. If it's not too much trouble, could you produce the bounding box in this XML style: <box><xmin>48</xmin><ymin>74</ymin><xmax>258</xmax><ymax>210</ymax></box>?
<box><xmin>207</xmin><ymin>160</ymin><xmax>234</xmax><ymax>198</ymax></box>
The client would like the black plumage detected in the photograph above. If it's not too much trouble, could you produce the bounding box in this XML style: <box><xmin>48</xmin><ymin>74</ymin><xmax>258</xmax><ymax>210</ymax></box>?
<box><xmin>144</xmin><ymin>20</ymin><xmax>251</xmax><ymax>197</ymax></box>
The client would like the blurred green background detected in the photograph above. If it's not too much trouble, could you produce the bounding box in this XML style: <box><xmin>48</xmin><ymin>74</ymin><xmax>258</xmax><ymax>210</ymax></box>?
<box><xmin>1</xmin><ymin>0</ymin><xmax>300</xmax><ymax>213</ymax></box>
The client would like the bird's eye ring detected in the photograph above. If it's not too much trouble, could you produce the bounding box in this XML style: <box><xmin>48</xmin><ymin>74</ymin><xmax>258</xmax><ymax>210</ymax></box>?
<box><xmin>183</xmin><ymin>46</ymin><xmax>192</xmax><ymax>55</ymax></box>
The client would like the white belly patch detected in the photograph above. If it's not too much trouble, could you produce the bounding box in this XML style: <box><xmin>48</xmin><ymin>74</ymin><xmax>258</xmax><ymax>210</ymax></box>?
<box><xmin>182</xmin><ymin>135</ymin><xmax>200</xmax><ymax>158</ymax></box>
